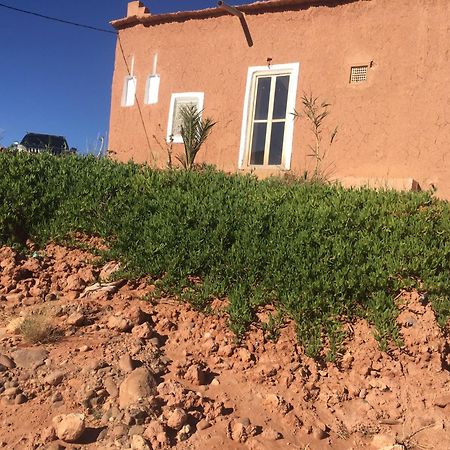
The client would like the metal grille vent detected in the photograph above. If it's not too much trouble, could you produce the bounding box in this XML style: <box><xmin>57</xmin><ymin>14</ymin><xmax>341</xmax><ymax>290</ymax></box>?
<box><xmin>350</xmin><ymin>65</ymin><xmax>368</xmax><ymax>83</ymax></box>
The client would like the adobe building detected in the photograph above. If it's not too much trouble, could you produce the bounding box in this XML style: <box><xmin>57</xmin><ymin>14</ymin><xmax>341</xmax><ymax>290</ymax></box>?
<box><xmin>109</xmin><ymin>0</ymin><xmax>450</xmax><ymax>197</ymax></box>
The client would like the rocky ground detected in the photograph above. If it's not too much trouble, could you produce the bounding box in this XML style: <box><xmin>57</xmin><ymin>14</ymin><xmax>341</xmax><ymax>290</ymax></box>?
<box><xmin>0</xmin><ymin>242</ymin><xmax>450</xmax><ymax>450</ymax></box>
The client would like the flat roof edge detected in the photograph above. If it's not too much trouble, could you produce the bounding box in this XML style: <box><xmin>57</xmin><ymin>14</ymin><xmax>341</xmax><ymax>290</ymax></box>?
<box><xmin>110</xmin><ymin>0</ymin><xmax>362</xmax><ymax>30</ymax></box>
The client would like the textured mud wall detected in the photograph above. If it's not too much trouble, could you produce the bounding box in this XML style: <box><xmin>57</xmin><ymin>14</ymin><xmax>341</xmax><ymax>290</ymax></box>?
<box><xmin>109</xmin><ymin>0</ymin><xmax>450</xmax><ymax>197</ymax></box>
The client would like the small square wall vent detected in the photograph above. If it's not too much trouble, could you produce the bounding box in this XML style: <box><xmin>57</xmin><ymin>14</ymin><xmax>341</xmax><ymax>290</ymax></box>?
<box><xmin>350</xmin><ymin>65</ymin><xmax>368</xmax><ymax>84</ymax></box>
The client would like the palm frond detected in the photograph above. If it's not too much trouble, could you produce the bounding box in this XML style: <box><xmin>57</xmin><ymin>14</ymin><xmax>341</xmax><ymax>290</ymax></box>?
<box><xmin>179</xmin><ymin>105</ymin><xmax>216</xmax><ymax>170</ymax></box>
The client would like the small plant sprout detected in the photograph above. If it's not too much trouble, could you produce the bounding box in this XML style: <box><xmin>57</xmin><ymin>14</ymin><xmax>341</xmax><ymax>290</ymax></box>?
<box><xmin>153</xmin><ymin>124</ymin><xmax>174</xmax><ymax>169</ymax></box>
<box><xmin>293</xmin><ymin>93</ymin><xmax>338</xmax><ymax>181</ymax></box>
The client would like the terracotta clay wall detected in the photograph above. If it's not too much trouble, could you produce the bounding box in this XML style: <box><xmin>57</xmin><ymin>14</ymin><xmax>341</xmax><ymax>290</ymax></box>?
<box><xmin>109</xmin><ymin>0</ymin><xmax>450</xmax><ymax>197</ymax></box>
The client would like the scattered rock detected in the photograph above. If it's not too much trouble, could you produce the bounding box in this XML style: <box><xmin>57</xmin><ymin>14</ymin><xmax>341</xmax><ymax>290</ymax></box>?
<box><xmin>6</xmin><ymin>293</ymin><xmax>24</xmax><ymax>303</ymax></box>
<box><xmin>119</xmin><ymin>368</ymin><xmax>157</xmax><ymax>409</ymax></box>
<box><xmin>44</xmin><ymin>371</ymin><xmax>65</xmax><ymax>387</ymax></box>
<box><xmin>126</xmin><ymin>305</ymin><xmax>153</xmax><ymax>326</ymax></box>
<box><xmin>131</xmin><ymin>434</ymin><xmax>151</xmax><ymax>450</ymax></box>
<box><xmin>0</xmin><ymin>247</ymin><xmax>449</xmax><ymax>450</ymax></box>
<box><xmin>104</xmin><ymin>376</ymin><xmax>119</xmax><ymax>398</ymax></box>
<box><xmin>107</xmin><ymin>315</ymin><xmax>132</xmax><ymax>332</ymax></box>
<box><xmin>14</xmin><ymin>393</ymin><xmax>27</xmax><ymax>404</ymax></box>
<box><xmin>119</xmin><ymin>354</ymin><xmax>135</xmax><ymax>373</ymax></box>
<box><xmin>184</xmin><ymin>364</ymin><xmax>206</xmax><ymax>385</ymax></box>
<box><xmin>0</xmin><ymin>354</ymin><xmax>15</xmax><ymax>369</ymax></box>
<box><xmin>313</xmin><ymin>426</ymin><xmax>329</xmax><ymax>440</ymax></box>
<box><xmin>196</xmin><ymin>419</ymin><xmax>211</xmax><ymax>430</ymax></box>
<box><xmin>52</xmin><ymin>413</ymin><xmax>85</xmax><ymax>442</ymax></box>
<box><xmin>261</xmin><ymin>426</ymin><xmax>282</xmax><ymax>440</ymax></box>
<box><xmin>237</xmin><ymin>347</ymin><xmax>253</xmax><ymax>364</ymax></box>
<box><xmin>45</xmin><ymin>443</ymin><xmax>64</xmax><ymax>450</ymax></box>
<box><xmin>227</xmin><ymin>418</ymin><xmax>257</xmax><ymax>443</ymax></box>
<box><xmin>6</xmin><ymin>317</ymin><xmax>25</xmax><ymax>334</ymax></box>
<box><xmin>132</xmin><ymin>322</ymin><xmax>152</xmax><ymax>340</ymax></box>
<box><xmin>177</xmin><ymin>424</ymin><xmax>192</xmax><ymax>442</ymax></box>
<box><xmin>12</xmin><ymin>347</ymin><xmax>48</xmax><ymax>369</ymax></box>
<box><xmin>65</xmin><ymin>274</ymin><xmax>86</xmax><ymax>292</ymax></box>
<box><xmin>40</xmin><ymin>425</ymin><xmax>57</xmax><ymax>443</ymax></box>
<box><xmin>144</xmin><ymin>421</ymin><xmax>169</xmax><ymax>446</ymax></box>
<box><xmin>67</xmin><ymin>312</ymin><xmax>86</xmax><ymax>326</ymax></box>
<box><xmin>167</xmin><ymin>408</ymin><xmax>188</xmax><ymax>431</ymax></box>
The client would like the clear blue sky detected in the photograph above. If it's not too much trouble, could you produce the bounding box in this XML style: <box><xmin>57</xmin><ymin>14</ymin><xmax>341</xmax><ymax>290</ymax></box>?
<box><xmin>1</xmin><ymin>1</ymin><xmax>251</xmax><ymax>153</ymax></box>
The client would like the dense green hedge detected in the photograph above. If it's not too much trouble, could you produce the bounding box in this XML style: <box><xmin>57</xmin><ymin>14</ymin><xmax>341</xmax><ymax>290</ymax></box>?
<box><xmin>1</xmin><ymin>153</ymin><xmax>450</xmax><ymax>357</ymax></box>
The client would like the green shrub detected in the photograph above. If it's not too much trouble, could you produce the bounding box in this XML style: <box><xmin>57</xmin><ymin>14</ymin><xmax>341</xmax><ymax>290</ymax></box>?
<box><xmin>1</xmin><ymin>153</ymin><xmax>450</xmax><ymax>357</ymax></box>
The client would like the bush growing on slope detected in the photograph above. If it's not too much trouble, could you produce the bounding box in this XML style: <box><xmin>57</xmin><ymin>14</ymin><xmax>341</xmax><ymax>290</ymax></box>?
<box><xmin>1</xmin><ymin>152</ymin><xmax>449</xmax><ymax>357</ymax></box>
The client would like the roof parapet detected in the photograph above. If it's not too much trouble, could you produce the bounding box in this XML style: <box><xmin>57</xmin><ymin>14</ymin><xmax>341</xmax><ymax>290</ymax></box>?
<box><xmin>111</xmin><ymin>0</ymin><xmax>361</xmax><ymax>31</ymax></box>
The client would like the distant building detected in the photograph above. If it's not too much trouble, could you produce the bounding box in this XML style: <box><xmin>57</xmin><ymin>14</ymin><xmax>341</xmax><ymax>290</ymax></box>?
<box><xmin>109</xmin><ymin>0</ymin><xmax>450</xmax><ymax>197</ymax></box>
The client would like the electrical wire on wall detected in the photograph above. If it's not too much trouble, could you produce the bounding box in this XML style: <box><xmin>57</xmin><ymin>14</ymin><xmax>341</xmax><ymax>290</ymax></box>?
<box><xmin>117</xmin><ymin>36</ymin><xmax>154</xmax><ymax>162</ymax></box>
<box><xmin>0</xmin><ymin>1</ymin><xmax>154</xmax><ymax>159</ymax></box>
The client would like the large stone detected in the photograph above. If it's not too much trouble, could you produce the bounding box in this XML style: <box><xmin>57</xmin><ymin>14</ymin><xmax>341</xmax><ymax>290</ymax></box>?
<box><xmin>126</xmin><ymin>306</ymin><xmax>153</xmax><ymax>326</ymax></box>
<box><xmin>132</xmin><ymin>322</ymin><xmax>152</xmax><ymax>340</ymax></box>
<box><xmin>65</xmin><ymin>274</ymin><xmax>86</xmax><ymax>292</ymax></box>
<box><xmin>119</xmin><ymin>354</ymin><xmax>135</xmax><ymax>373</ymax></box>
<box><xmin>157</xmin><ymin>380</ymin><xmax>186</xmax><ymax>406</ymax></box>
<box><xmin>107</xmin><ymin>315</ymin><xmax>132</xmax><ymax>332</ymax></box>
<box><xmin>67</xmin><ymin>312</ymin><xmax>86</xmax><ymax>327</ymax></box>
<box><xmin>5</xmin><ymin>293</ymin><xmax>23</xmax><ymax>303</ymax></box>
<box><xmin>52</xmin><ymin>413</ymin><xmax>85</xmax><ymax>442</ymax></box>
<box><xmin>261</xmin><ymin>426</ymin><xmax>282</xmax><ymax>440</ymax></box>
<box><xmin>119</xmin><ymin>367</ymin><xmax>157</xmax><ymax>409</ymax></box>
<box><xmin>184</xmin><ymin>364</ymin><xmax>206</xmax><ymax>385</ymax></box>
<box><xmin>131</xmin><ymin>434</ymin><xmax>151</xmax><ymax>450</ymax></box>
<box><xmin>0</xmin><ymin>354</ymin><xmax>15</xmax><ymax>369</ymax></box>
<box><xmin>21</xmin><ymin>258</ymin><xmax>41</xmax><ymax>274</ymax></box>
<box><xmin>44</xmin><ymin>371</ymin><xmax>65</xmax><ymax>387</ymax></box>
<box><xmin>167</xmin><ymin>408</ymin><xmax>188</xmax><ymax>431</ymax></box>
<box><xmin>6</xmin><ymin>317</ymin><xmax>25</xmax><ymax>334</ymax></box>
<box><xmin>104</xmin><ymin>376</ymin><xmax>119</xmax><ymax>398</ymax></box>
<box><xmin>12</xmin><ymin>347</ymin><xmax>49</xmax><ymax>369</ymax></box>
<box><xmin>144</xmin><ymin>421</ymin><xmax>169</xmax><ymax>445</ymax></box>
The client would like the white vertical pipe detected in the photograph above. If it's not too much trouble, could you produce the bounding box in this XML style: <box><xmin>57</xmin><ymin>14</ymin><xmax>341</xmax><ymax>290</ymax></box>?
<box><xmin>130</xmin><ymin>55</ymin><xmax>135</xmax><ymax>76</ymax></box>
<box><xmin>152</xmin><ymin>53</ymin><xmax>158</xmax><ymax>75</ymax></box>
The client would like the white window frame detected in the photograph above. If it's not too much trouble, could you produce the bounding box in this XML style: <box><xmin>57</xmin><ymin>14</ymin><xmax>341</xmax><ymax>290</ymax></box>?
<box><xmin>238</xmin><ymin>63</ymin><xmax>299</xmax><ymax>170</ymax></box>
<box><xmin>121</xmin><ymin>75</ymin><xmax>137</xmax><ymax>107</ymax></box>
<box><xmin>144</xmin><ymin>74</ymin><xmax>160</xmax><ymax>105</ymax></box>
<box><xmin>167</xmin><ymin>92</ymin><xmax>204</xmax><ymax>143</ymax></box>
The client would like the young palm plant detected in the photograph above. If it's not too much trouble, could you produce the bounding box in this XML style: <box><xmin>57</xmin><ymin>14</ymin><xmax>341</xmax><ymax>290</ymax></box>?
<box><xmin>177</xmin><ymin>105</ymin><xmax>216</xmax><ymax>170</ymax></box>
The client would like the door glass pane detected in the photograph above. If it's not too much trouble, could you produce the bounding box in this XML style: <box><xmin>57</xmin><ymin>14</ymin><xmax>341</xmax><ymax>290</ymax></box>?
<box><xmin>272</xmin><ymin>75</ymin><xmax>290</xmax><ymax>120</ymax></box>
<box><xmin>268</xmin><ymin>122</ymin><xmax>285</xmax><ymax>165</ymax></box>
<box><xmin>250</xmin><ymin>123</ymin><xmax>267</xmax><ymax>165</ymax></box>
<box><xmin>254</xmin><ymin>77</ymin><xmax>271</xmax><ymax>120</ymax></box>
